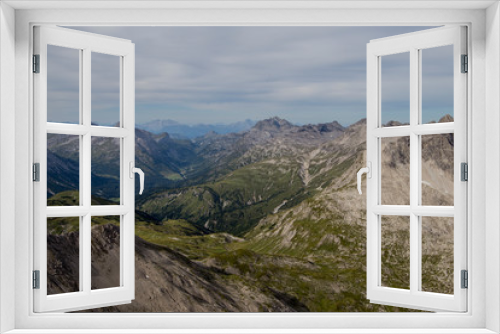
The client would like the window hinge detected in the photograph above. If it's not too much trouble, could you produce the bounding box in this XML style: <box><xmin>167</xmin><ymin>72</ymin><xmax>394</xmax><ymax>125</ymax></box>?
<box><xmin>461</xmin><ymin>162</ymin><xmax>468</xmax><ymax>182</ymax></box>
<box><xmin>461</xmin><ymin>270</ymin><xmax>468</xmax><ymax>289</ymax></box>
<box><xmin>461</xmin><ymin>54</ymin><xmax>468</xmax><ymax>73</ymax></box>
<box><xmin>33</xmin><ymin>270</ymin><xmax>40</xmax><ymax>289</ymax></box>
<box><xmin>33</xmin><ymin>54</ymin><xmax>40</xmax><ymax>73</ymax></box>
<box><xmin>33</xmin><ymin>163</ymin><xmax>40</xmax><ymax>182</ymax></box>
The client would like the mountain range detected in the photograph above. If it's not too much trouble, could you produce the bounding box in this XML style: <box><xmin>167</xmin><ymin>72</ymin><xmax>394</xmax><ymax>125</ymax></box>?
<box><xmin>47</xmin><ymin>117</ymin><xmax>347</xmax><ymax>199</ymax></box>
<box><xmin>46</xmin><ymin>116</ymin><xmax>454</xmax><ymax>312</ymax></box>
<box><xmin>136</xmin><ymin>119</ymin><xmax>257</xmax><ymax>139</ymax></box>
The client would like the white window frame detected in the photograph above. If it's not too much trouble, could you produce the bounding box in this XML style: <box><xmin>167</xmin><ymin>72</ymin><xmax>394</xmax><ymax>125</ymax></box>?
<box><xmin>1</xmin><ymin>1</ymin><xmax>499</xmax><ymax>333</ymax></box>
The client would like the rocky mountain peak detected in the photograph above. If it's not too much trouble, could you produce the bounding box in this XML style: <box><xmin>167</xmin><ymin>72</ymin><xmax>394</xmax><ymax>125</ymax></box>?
<box><xmin>384</xmin><ymin>120</ymin><xmax>406</xmax><ymax>127</ymax></box>
<box><xmin>312</xmin><ymin>121</ymin><xmax>345</xmax><ymax>133</ymax></box>
<box><xmin>252</xmin><ymin>117</ymin><xmax>294</xmax><ymax>132</ymax></box>
<box><xmin>154</xmin><ymin>132</ymin><xmax>171</xmax><ymax>143</ymax></box>
<box><xmin>438</xmin><ymin>114</ymin><xmax>454</xmax><ymax>123</ymax></box>
<box><xmin>330</xmin><ymin>120</ymin><xmax>344</xmax><ymax>129</ymax></box>
<box><xmin>203</xmin><ymin>130</ymin><xmax>219</xmax><ymax>138</ymax></box>
<box><xmin>351</xmin><ymin>118</ymin><xmax>367</xmax><ymax>127</ymax></box>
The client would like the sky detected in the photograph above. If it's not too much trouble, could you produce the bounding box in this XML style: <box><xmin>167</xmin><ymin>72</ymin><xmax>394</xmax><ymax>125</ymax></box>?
<box><xmin>47</xmin><ymin>26</ymin><xmax>454</xmax><ymax>127</ymax></box>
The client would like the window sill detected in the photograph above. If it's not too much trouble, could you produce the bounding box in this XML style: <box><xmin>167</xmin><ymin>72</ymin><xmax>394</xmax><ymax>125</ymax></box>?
<box><xmin>4</xmin><ymin>329</ymin><xmax>497</xmax><ymax>334</ymax></box>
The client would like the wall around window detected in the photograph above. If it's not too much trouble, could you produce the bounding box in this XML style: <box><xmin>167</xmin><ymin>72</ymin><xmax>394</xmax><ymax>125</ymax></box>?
<box><xmin>0</xmin><ymin>2</ymin><xmax>16</xmax><ymax>333</ymax></box>
<box><xmin>485</xmin><ymin>2</ymin><xmax>500</xmax><ymax>333</ymax></box>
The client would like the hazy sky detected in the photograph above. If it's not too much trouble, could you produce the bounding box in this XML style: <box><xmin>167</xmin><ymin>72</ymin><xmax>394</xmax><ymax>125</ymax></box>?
<box><xmin>48</xmin><ymin>26</ymin><xmax>453</xmax><ymax>126</ymax></box>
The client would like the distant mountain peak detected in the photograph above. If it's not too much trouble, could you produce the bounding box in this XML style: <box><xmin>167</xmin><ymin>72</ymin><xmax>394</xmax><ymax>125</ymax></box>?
<box><xmin>151</xmin><ymin>119</ymin><xmax>181</xmax><ymax>126</ymax></box>
<box><xmin>203</xmin><ymin>130</ymin><xmax>219</xmax><ymax>138</ymax></box>
<box><xmin>137</xmin><ymin>119</ymin><xmax>257</xmax><ymax>138</ymax></box>
<box><xmin>154</xmin><ymin>132</ymin><xmax>170</xmax><ymax>142</ymax></box>
<box><xmin>252</xmin><ymin>117</ymin><xmax>294</xmax><ymax>132</ymax></box>
<box><xmin>438</xmin><ymin>114</ymin><xmax>454</xmax><ymax>123</ymax></box>
<box><xmin>353</xmin><ymin>118</ymin><xmax>367</xmax><ymax>125</ymax></box>
<box><xmin>316</xmin><ymin>121</ymin><xmax>345</xmax><ymax>133</ymax></box>
<box><xmin>384</xmin><ymin>120</ymin><xmax>406</xmax><ymax>127</ymax></box>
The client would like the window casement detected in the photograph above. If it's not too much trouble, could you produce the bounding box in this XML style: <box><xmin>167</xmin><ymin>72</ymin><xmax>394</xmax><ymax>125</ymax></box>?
<box><xmin>360</xmin><ymin>26</ymin><xmax>467</xmax><ymax>312</ymax></box>
<box><xmin>33</xmin><ymin>26</ymin><xmax>141</xmax><ymax>312</ymax></box>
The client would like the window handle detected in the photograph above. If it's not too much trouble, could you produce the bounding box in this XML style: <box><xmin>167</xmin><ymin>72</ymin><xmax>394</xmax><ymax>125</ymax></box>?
<box><xmin>357</xmin><ymin>162</ymin><xmax>371</xmax><ymax>195</ymax></box>
<box><xmin>129</xmin><ymin>162</ymin><xmax>145</xmax><ymax>195</ymax></box>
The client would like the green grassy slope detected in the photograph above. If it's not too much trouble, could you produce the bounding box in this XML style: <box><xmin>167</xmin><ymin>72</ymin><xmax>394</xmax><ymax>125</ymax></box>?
<box><xmin>138</xmin><ymin>154</ymin><xmax>355</xmax><ymax>236</ymax></box>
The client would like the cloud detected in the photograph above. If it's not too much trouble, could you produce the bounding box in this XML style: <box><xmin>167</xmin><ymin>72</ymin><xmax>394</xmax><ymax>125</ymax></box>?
<box><xmin>47</xmin><ymin>26</ymin><xmax>449</xmax><ymax>126</ymax></box>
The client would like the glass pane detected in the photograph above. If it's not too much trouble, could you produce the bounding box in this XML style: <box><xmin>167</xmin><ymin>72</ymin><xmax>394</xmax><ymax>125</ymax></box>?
<box><xmin>47</xmin><ymin>217</ymin><xmax>80</xmax><ymax>295</ymax></box>
<box><xmin>421</xmin><ymin>217</ymin><xmax>454</xmax><ymax>294</ymax></box>
<box><xmin>91</xmin><ymin>216</ymin><xmax>121</xmax><ymax>290</ymax></box>
<box><xmin>421</xmin><ymin>45</ymin><xmax>454</xmax><ymax>124</ymax></box>
<box><xmin>92</xmin><ymin>52</ymin><xmax>120</xmax><ymax>127</ymax></box>
<box><xmin>381</xmin><ymin>136</ymin><xmax>410</xmax><ymax>205</ymax></box>
<box><xmin>381</xmin><ymin>52</ymin><xmax>410</xmax><ymax>127</ymax></box>
<box><xmin>91</xmin><ymin>137</ymin><xmax>120</xmax><ymax>205</ymax></box>
<box><xmin>421</xmin><ymin>133</ymin><xmax>454</xmax><ymax>206</ymax></box>
<box><xmin>381</xmin><ymin>215</ymin><xmax>410</xmax><ymax>290</ymax></box>
<box><xmin>47</xmin><ymin>45</ymin><xmax>80</xmax><ymax>124</ymax></box>
<box><xmin>47</xmin><ymin>134</ymin><xmax>80</xmax><ymax>206</ymax></box>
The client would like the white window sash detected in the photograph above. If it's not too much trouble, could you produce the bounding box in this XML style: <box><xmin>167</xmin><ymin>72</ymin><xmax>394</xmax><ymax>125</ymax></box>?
<box><xmin>366</xmin><ymin>26</ymin><xmax>467</xmax><ymax>312</ymax></box>
<box><xmin>33</xmin><ymin>25</ymin><xmax>136</xmax><ymax>313</ymax></box>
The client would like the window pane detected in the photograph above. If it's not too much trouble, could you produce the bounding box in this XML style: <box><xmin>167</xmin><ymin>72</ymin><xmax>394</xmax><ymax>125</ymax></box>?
<box><xmin>381</xmin><ymin>136</ymin><xmax>410</xmax><ymax>205</ymax></box>
<box><xmin>92</xmin><ymin>52</ymin><xmax>120</xmax><ymax>127</ymax></box>
<box><xmin>421</xmin><ymin>45</ymin><xmax>454</xmax><ymax>124</ymax></box>
<box><xmin>381</xmin><ymin>215</ymin><xmax>410</xmax><ymax>290</ymax></box>
<box><xmin>91</xmin><ymin>137</ymin><xmax>121</xmax><ymax>205</ymax></box>
<box><xmin>47</xmin><ymin>45</ymin><xmax>80</xmax><ymax>124</ymax></box>
<box><xmin>381</xmin><ymin>52</ymin><xmax>410</xmax><ymax>127</ymax></box>
<box><xmin>421</xmin><ymin>217</ymin><xmax>454</xmax><ymax>294</ymax></box>
<box><xmin>91</xmin><ymin>216</ymin><xmax>121</xmax><ymax>290</ymax></box>
<box><xmin>47</xmin><ymin>134</ymin><xmax>80</xmax><ymax>206</ymax></box>
<box><xmin>47</xmin><ymin>217</ymin><xmax>80</xmax><ymax>295</ymax></box>
<box><xmin>421</xmin><ymin>133</ymin><xmax>454</xmax><ymax>206</ymax></box>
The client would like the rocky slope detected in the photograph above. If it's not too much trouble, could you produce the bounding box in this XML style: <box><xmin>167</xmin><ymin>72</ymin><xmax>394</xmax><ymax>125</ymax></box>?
<box><xmin>48</xmin><ymin>221</ymin><xmax>310</xmax><ymax>312</ymax></box>
<box><xmin>242</xmin><ymin>116</ymin><xmax>454</xmax><ymax>295</ymax></box>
